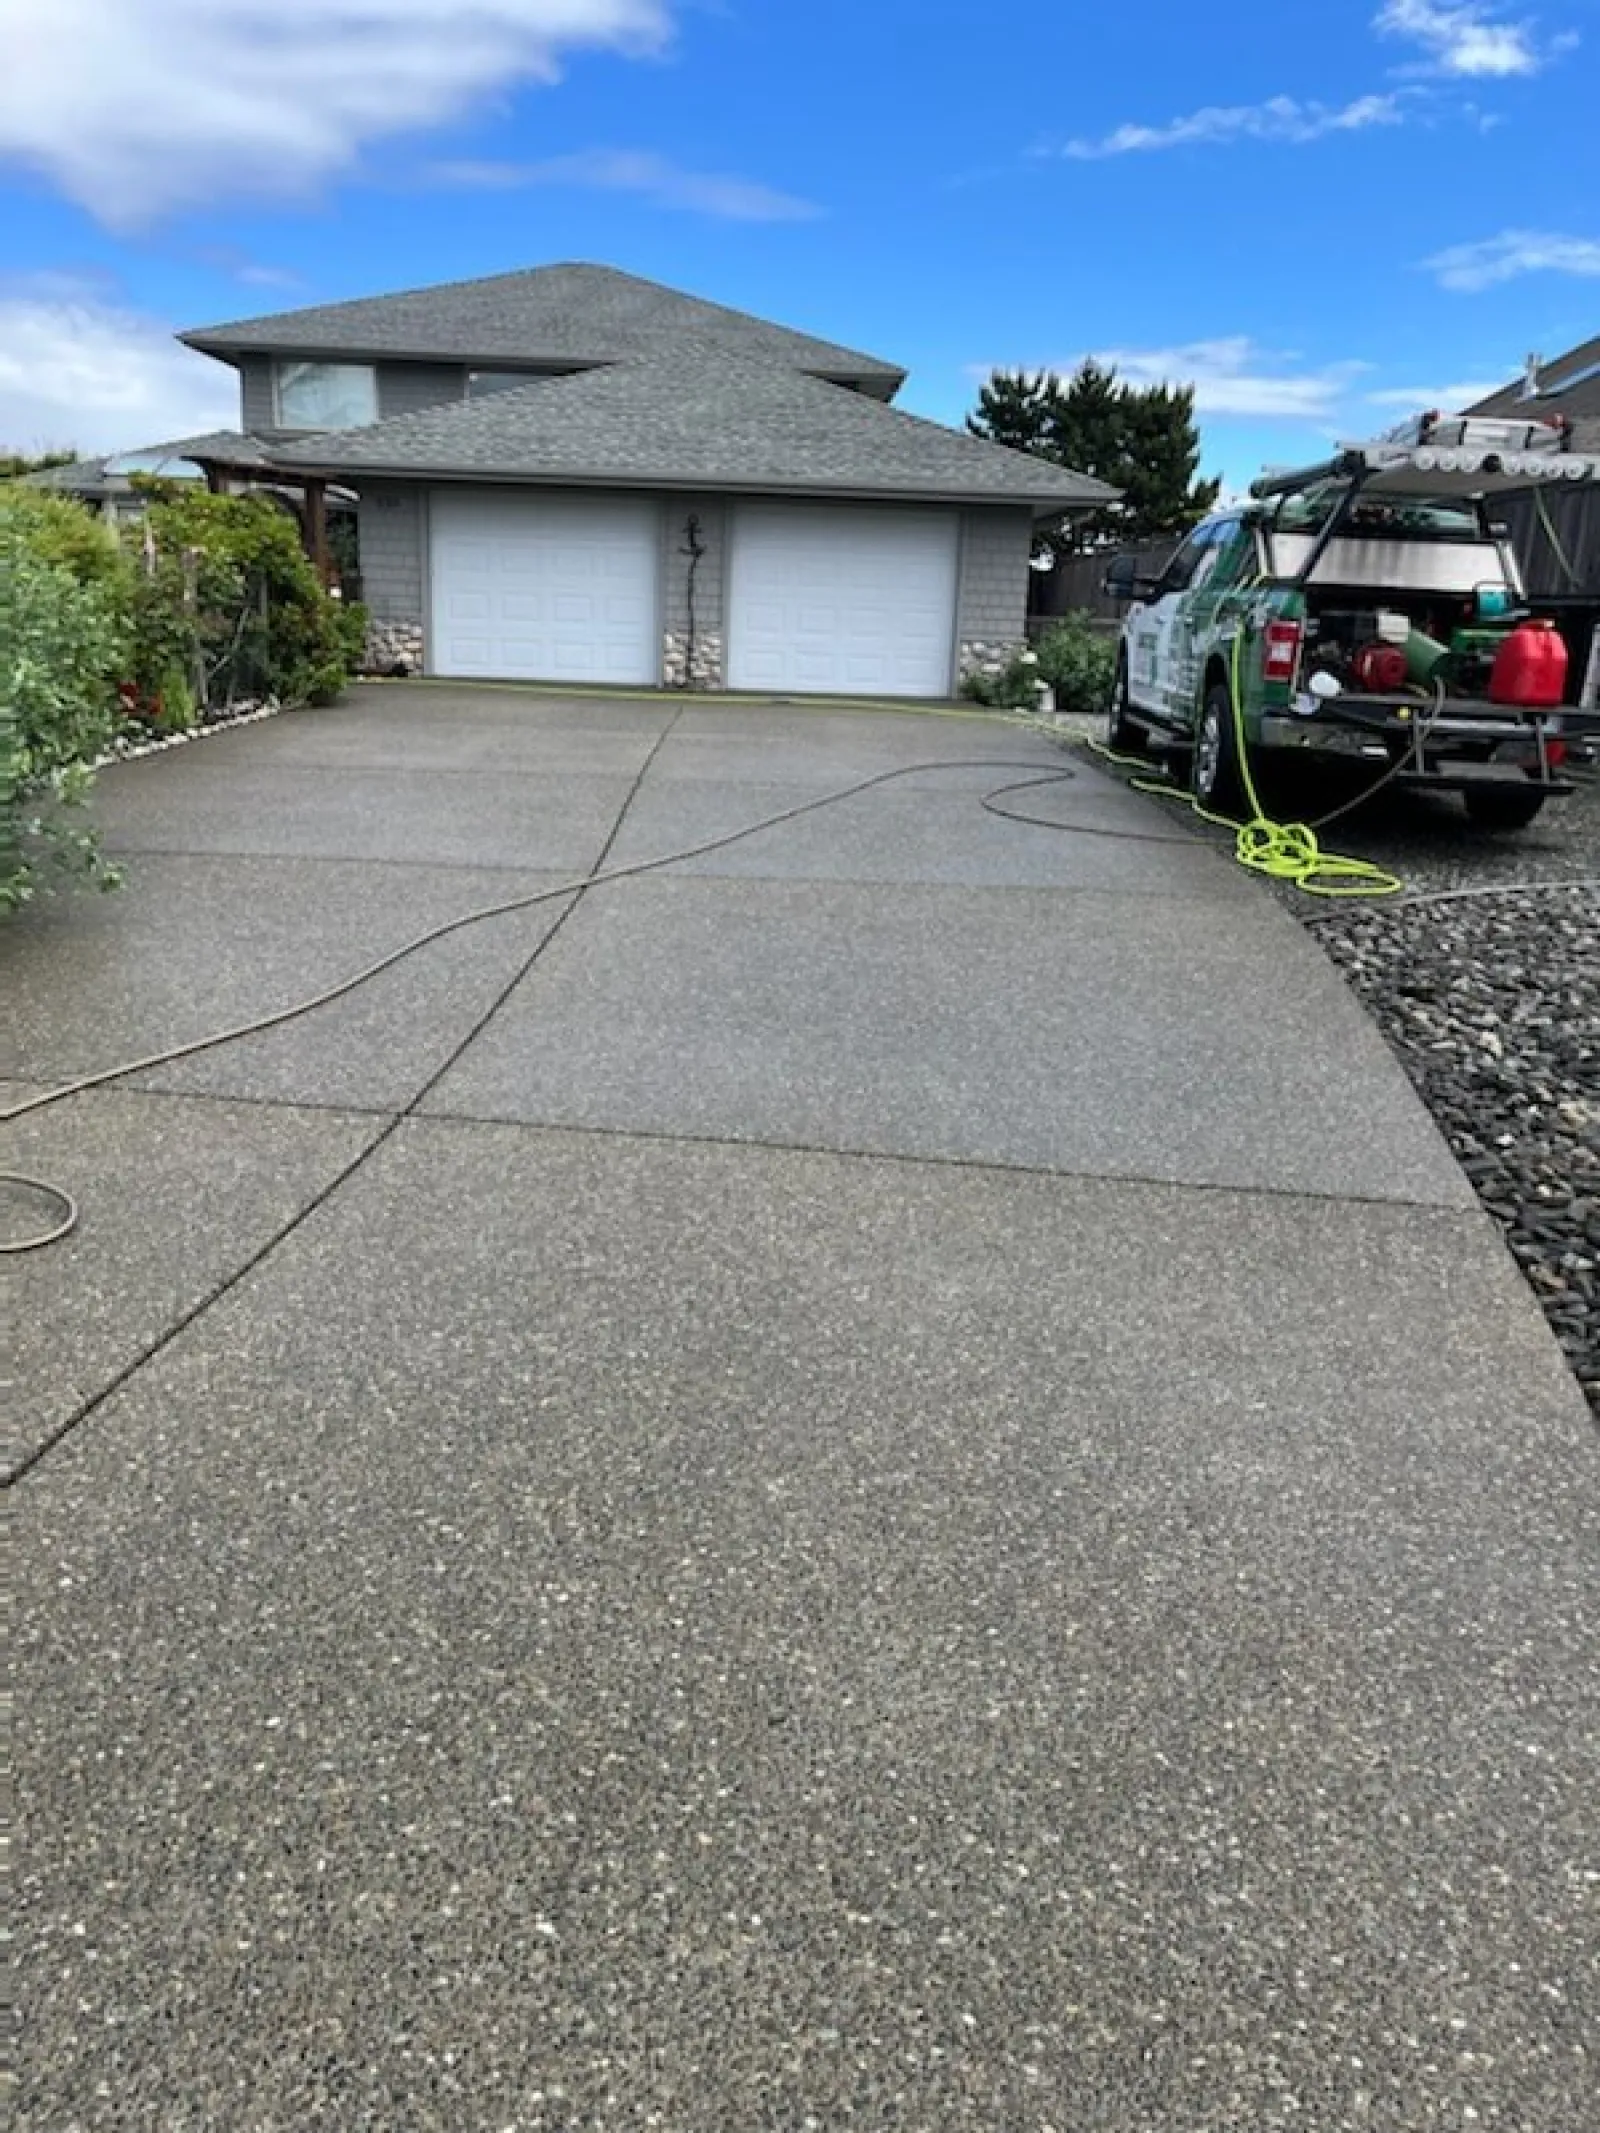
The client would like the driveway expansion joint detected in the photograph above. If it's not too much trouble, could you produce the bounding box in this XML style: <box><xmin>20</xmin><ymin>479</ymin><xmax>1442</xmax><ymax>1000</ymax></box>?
<box><xmin>7</xmin><ymin>709</ymin><xmax>683</xmax><ymax>1488</ymax></box>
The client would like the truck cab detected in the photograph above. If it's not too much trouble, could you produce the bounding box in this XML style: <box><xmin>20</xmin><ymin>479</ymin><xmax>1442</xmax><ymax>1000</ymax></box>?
<box><xmin>1105</xmin><ymin>428</ymin><xmax>1598</xmax><ymax>830</ymax></box>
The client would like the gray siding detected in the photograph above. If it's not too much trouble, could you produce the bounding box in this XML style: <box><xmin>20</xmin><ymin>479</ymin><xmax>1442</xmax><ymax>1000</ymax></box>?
<box><xmin>661</xmin><ymin>495</ymin><xmax>727</xmax><ymax>637</ymax></box>
<box><xmin>238</xmin><ymin>356</ymin><xmax>464</xmax><ymax>435</ymax></box>
<box><xmin>956</xmin><ymin>506</ymin><xmax>1032</xmax><ymax>649</ymax></box>
<box><xmin>358</xmin><ymin>481</ymin><xmax>426</xmax><ymax>624</ymax></box>
<box><xmin>360</xmin><ymin>483</ymin><xmax>1034</xmax><ymax>692</ymax></box>
<box><xmin>237</xmin><ymin>355</ymin><xmax>275</xmax><ymax>433</ymax></box>
<box><xmin>378</xmin><ymin>362</ymin><xmax>467</xmax><ymax>420</ymax></box>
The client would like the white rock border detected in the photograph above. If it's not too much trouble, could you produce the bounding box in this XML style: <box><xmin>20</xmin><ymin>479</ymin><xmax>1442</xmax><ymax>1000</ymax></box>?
<box><xmin>91</xmin><ymin>700</ymin><xmax>287</xmax><ymax>771</ymax></box>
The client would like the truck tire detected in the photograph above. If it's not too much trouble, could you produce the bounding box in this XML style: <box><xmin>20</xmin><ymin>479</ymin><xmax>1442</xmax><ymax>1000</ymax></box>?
<box><xmin>1464</xmin><ymin>784</ymin><xmax>1547</xmax><ymax>831</ymax></box>
<box><xmin>1107</xmin><ymin>658</ymin><xmax>1144</xmax><ymax>754</ymax></box>
<box><xmin>1192</xmin><ymin>683</ymin><xmax>1247</xmax><ymax>817</ymax></box>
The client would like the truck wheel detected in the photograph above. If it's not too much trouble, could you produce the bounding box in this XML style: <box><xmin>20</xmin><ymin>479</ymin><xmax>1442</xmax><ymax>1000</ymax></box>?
<box><xmin>1107</xmin><ymin>659</ymin><xmax>1143</xmax><ymax>754</ymax></box>
<box><xmin>1464</xmin><ymin>785</ymin><xmax>1547</xmax><ymax>831</ymax></box>
<box><xmin>1192</xmin><ymin>684</ymin><xmax>1247</xmax><ymax>817</ymax></box>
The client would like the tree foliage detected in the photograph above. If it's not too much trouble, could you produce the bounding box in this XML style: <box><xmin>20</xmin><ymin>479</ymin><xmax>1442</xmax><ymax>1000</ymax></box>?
<box><xmin>1</xmin><ymin>483</ymin><xmax>365</xmax><ymax>913</ymax></box>
<box><xmin>0</xmin><ymin>483</ymin><xmax>131</xmax><ymax>594</ymax></box>
<box><xmin>0</xmin><ymin>498</ymin><xmax>128</xmax><ymax>908</ymax></box>
<box><xmin>128</xmin><ymin>482</ymin><xmax>365</xmax><ymax>711</ymax></box>
<box><xmin>968</xmin><ymin>361</ymin><xmax>1220</xmax><ymax>552</ymax></box>
<box><xmin>0</xmin><ymin>447</ymin><xmax>81</xmax><ymax>479</ymax></box>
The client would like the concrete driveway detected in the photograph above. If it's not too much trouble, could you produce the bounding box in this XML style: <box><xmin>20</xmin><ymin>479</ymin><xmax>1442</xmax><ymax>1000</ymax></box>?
<box><xmin>8</xmin><ymin>684</ymin><xmax>1596</xmax><ymax>2129</ymax></box>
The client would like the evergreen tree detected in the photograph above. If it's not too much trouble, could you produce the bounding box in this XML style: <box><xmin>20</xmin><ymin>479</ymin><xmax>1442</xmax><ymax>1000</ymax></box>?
<box><xmin>968</xmin><ymin>362</ymin><xmax>1219</xmax><ymax>552</ymax></box>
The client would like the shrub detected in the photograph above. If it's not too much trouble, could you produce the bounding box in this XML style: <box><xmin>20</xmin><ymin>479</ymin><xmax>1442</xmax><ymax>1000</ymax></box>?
<box><xmin>0</xmin><ymin>484</ymin><xmax>133</xmax><ymax>600</ymax></box>
<box><xmin>960</xmin><ymin>649</ymin><xmax>1043</xmax><ymax>710</ymax></box>
<box><xmin>0</xmin><ymin>530</ymin><xmax>127</xmax><ymax>909</ymax></box>
<box><xmin>128</xmin><ymin>483</ymin><xmax>361</xmax><ymax>709</ymax></box>
<box><xmin>1033</xmin><ymin>611</ymin><xmax>1118</xmax><ymax>718</ymax></box>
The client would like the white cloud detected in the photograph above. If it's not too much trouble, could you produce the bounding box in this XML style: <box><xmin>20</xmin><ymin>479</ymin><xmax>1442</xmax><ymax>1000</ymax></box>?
<box><xmin>1075</xmin><ymin>340</ymin><xmax>1370</xmax><ymax>420</ymax></box>
<box><xmin>0</xmin><ymin>0</ymin><xmax>671</xmax><ymax>225</ymax></box>
<box><xmin>430</xmin><ymin>149</ymin><xmax>818</xmax><ymax>221</ymax></box>
<box><xmin>1367</xmin><ymin>380</ymin><xmax>1508</xmax><ymax>408</ymax></box>
<box><xmin>1051</xmin><ymin>93</ymin><xmax>1406</xmax><ymax>158</ymax></box>
<box><xmin>0</xmin><ymin>286</ymin><xmax>237</xmax><ymax>455</ymax></box>
<box><xmin>1424</xmin><ymin>228</ymin><xmax>1600</xmax><ymax>287</ymax></box>
<box><xmin>1374</xmin><ymin>2</ymin><xmax>1550</xmax><ymax>76</ymax></box>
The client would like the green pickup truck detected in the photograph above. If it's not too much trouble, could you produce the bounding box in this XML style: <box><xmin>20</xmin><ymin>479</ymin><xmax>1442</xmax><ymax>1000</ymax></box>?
<box><xmin>1103</xmin><ymin>432</ymin><xmax>1599</xmax><ymax>830</ymax></box>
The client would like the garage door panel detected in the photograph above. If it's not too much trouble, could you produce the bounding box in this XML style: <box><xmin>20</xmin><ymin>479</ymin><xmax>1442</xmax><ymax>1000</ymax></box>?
<box><xmin>430</xmin><ymin>492</ymin><xmax>659</xmax><ymax>684</ymax></box>
<box><xmin>728</xmin><ymin>505</ymin><xmax>958</xmax><ymax>698</ymax></box>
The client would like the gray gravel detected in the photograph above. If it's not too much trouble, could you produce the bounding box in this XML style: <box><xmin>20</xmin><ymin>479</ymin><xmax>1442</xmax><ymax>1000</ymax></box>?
<box><xmin>1296</xmin><ymin>762</ymin><xmax>1599</xmax><ymax>1417</ymax></box>
<box><xmin>1311</xmin><ymin>883</ymin><xmax>1600</xmax><ymax>1413</ymax></box>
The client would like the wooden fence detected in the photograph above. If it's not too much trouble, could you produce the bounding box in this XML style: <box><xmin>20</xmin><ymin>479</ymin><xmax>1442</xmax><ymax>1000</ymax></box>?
<box><xmin>1027</xmin><ymin>543</ymin><xmax>1176</xmax><ymax>631</ymax></box>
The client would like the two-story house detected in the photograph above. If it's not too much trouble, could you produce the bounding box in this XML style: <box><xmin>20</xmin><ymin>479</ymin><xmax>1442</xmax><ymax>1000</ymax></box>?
<box><xmin>164</xmin><ymin>262</ymin><xmax>1111</xmax><ymax>698</ymax></box>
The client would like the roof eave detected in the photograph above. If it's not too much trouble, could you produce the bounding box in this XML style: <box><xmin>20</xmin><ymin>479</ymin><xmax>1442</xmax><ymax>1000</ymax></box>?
<box><xmin>263</xmin><ymin>458</ymin><xmax>1113</xmax><ymax>510</ymax></box>
<box><xmin>180</xmin><ymin>331</ymin><xmax>905</xmax><ymax>390</ymax></box>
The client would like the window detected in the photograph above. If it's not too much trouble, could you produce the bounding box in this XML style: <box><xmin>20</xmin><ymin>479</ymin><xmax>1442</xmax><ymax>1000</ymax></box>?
<box><xmin>275</xmin><ymin>361</ymin><xmax>377</xmax><ymax>430</ymax></box>
<box><xmin>466</xmin><ymin>370</ymin><xmax>538</xmax><ymax>400</ymax></box>
<box><xmin>1156</xmin><ymin>525</ymin><xmax>1214</xmax><ymax>596</ymax></box>
<box><xmin>1204</xmin><ymin>519</ymin><xmax>1259</xmax><ymax>589</ymax></box>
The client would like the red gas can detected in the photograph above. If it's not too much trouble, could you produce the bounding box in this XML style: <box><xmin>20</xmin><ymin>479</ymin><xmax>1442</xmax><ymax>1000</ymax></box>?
<box><xmin>1489</xmin><ymin>619</ymin><xmax>1568</xmax><ymax>708</ymax></box>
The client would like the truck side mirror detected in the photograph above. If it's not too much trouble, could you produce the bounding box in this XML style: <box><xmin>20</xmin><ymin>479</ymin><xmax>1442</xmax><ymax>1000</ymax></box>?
<box><xmin>1103</xmin><ymin>553</ymin><xmax>1158</xmax><ymax>602</ymax></box>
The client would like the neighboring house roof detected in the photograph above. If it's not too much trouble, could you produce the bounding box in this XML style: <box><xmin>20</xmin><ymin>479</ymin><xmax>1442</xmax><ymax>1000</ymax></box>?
<box><xmin>20</xmin><ymin>454</ymin><xmax>115</xmax><ymax>493</ymax></box>
<box><xmin>20</xmin><ymin>433</ymin><xmax>280</xmax><ymax>494</ymax></box>
<box><xmin>1467</xmin><ymin>335</ymin><xmax>1600</xmax><ymax>450</ymax></box>
<box><xmin>145</xmin><ymin>430</ymin><xmax>282</xmax><ymax>469</ymax></box>
<box><xmin>181</xmin><ymin>262</ymin><xmax>907</xmax><ymax>397</ymax></box>
<box><xmin>267</xmin><ymin>350</ymin><xmax>1118</xmax><ymax>511</ymax></box>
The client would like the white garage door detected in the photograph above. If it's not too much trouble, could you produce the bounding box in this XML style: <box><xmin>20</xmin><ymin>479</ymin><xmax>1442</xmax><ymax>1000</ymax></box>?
<box><xmin>430</xmin><ymin>490</ymin><xmax>659</xmax><ymax>684</ymax></box>
<box><xmin>727</xmin><ymin>503</ymin><xmax>960</xmax><ymax>698</ymax></box>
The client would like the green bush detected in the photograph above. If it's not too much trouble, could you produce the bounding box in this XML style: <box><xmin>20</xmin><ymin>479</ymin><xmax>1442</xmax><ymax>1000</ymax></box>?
<box><xmin>0</xmin><ymin>529</ymin><xmax>127</xmax><ymax>909</ymax></box>
<box><xmin>0</xmin><ymin>478</ymin><xmax>362</xmax><ymax>912</ymax></box>
<box><xmin>0</xmin><ymin>483</ymin><xmax>133</xmax><ymax>599</ymax></box>
<box><xmin>960</xmin><ymin>612</ymin><xmax>1120</xmax><ymax>717</ymax></box>
<box><xmin>128</xmin><ymin>483</ymin><xmax>361</xmax><ymax>709</ymax></box>
<box><xmin>960</xmin><ymin>650</ymin><xmax>1043</xmax><ymax>710</ymax></box>
<box><xmin>1033</xmin><ymin>611</ymin><xmax>1119</xmax><ymax>717</ymax></box>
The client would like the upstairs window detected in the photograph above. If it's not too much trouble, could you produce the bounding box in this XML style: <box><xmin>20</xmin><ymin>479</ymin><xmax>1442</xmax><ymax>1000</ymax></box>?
<box><xmin>274</xmin><ymin>361</ymin><xmax>378</xmax><ymax>430</ymax></box>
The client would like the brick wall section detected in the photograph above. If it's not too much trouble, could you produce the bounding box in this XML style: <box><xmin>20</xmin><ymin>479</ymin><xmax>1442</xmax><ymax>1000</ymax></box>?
<box><xmin>955</xmin><ymin>506</ymin><xmax>1032</xmax><ymax>670</ymax></box>
<box><xmin>378</xmin><ymin>363</ymin><xmax>467</xmax><ymax>419</ymax></box>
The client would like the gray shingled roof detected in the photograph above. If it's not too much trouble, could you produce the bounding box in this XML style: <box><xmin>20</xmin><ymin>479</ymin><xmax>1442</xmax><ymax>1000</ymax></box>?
<box><xmin>182</xmin><ymin>263</ymin><xmax>905</xmax><ymax>392</ymax></box>
<box><xmin>267</xmin><ymin>351</ymin><xmax>1117</xmax><ymax>509</ymax></box>
<box><xmin>1467</xmin><ymin>336</ymin><xmax>1600</xmax><ymax>424</ymax></box>
<box><xmin>146</xmin><ymin>430</ymin><xmax>281</xmax><ymax>469</ymax></box>
<box><xmin>18</xmin><ymin>455</ymin><xmax>114</xmax><ymax>492</ymax></box>
<box><xmin>18</xmin><ymin>433</ymin><xmax>279</xmax><ymax>493</ymax></box>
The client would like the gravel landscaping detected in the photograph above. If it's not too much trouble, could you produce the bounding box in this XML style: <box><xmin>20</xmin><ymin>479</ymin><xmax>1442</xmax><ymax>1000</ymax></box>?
<box><xmin>1312</xmin><ymin>882</ymin><xmax>1599</xmax><ymax>1415</ymax></box>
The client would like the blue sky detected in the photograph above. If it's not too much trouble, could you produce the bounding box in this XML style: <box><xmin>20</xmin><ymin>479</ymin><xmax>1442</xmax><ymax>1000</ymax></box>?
<box><xmin>0</xmin><ymin>0</ymin><xmax>1595</xmax><ymax>487</ymax></box>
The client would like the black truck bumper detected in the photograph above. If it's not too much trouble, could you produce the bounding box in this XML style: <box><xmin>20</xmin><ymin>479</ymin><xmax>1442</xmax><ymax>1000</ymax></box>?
<box><xmin>1258</xmin><ymin>697</ymin><xmax>1597</xmax><ymax>794</ymax></box>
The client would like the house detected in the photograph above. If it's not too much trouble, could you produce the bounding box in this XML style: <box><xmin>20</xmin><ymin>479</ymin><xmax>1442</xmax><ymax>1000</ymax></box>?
<box><xmin>1463</xmin><ymin>336</ymin><xmax>1600</xmax><ymax>707</ymax></box>
<box><xmin>21</xmin><ymin>437</ymin><xmax>256</xmax><ymax>523</ymax></box>
<box><xmin>175</xmin><ymin>263</ymin><xmax>1114</xmax><ymax>697</ymax></box>
<box><xmin>1465</xmin><ymin>336</ymin><xmax>1600</xmax><ymax>599</ymax></box>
